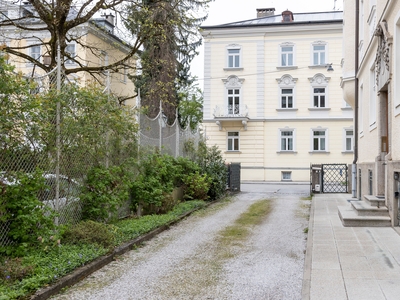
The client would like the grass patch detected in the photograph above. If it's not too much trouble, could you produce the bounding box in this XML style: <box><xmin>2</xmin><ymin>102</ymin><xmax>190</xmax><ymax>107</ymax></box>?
<box><xmin>218</xmin><ymin>200</ymin><xmax>272</xmax><ymax>246</ymax></box>
<box><xmin>0</xmin><ymin>200</ymin><xmax>207</xmax><ymax>300</ymax></box>
<box><xmin>301</xmin><ymin>195</ymin><xmax>313</xmax><ymax>201</ymax></box>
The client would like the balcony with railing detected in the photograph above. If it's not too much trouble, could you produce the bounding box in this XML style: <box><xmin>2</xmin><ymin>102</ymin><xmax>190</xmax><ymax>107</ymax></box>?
<box><xmin>213</xmin><ymin>104</ymin><xmax>249</xmax><ymax>130</ymax></box>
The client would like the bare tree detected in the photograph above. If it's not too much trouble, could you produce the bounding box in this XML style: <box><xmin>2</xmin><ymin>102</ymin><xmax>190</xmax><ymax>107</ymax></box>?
<box><xmin>0</xmin><ymin>0</ymin><xmax>148</xmax><ymax>80</ymax></box>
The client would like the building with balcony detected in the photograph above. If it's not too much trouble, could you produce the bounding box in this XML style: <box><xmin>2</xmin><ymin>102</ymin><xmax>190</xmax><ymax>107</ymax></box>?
<box><xmin>340</xmin><ymin>0</ymin><xmax>400</xmax><ymax>227</ymax></box>
<box><xmin>201</xmin><ymin>8</ymin><xmax>353</xmax><ymax>182</ymax></box>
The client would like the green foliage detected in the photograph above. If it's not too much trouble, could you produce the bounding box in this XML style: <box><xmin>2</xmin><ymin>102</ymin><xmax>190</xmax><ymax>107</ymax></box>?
<box><xmin>81</xmin><ymin>166</ymin><xmax>130</xmax><ymax>222</ymax></box>
<box><xmin>63</xmin><ymin>220</ymin><xmax>118</xmax><ymax>250</ymax></box>
<box><xmin>0</xmin><ymin>258</ymin><xmax>34</xmax><ymax>284</ymax></box>
<box><xmin>0</xmin><ymin>200</ymin><xmax>206</xmax><ymax>299</ymax></box>
<box><xmin>0</xmin><ymin>170</ymin><xmax>58</xmax><ymax>256</ymax></box>
<box><xmin>131</xmin><ymin>152</ymin><xmax>180</xmax><ymax>214</ymax></box>
<box><xmin>178</xmin><ymin>86</ymin><xmax>203</xmax><ymax>130</ymax></box>
<box><xmin>182</xmin><ymin>171</ymin><xmax>211</xmax><ymax>201</ymax></box>
<box><xmin>195</xmin><ymin>142</ymin><xmax>227</xmax><ymax>200</ymax></box>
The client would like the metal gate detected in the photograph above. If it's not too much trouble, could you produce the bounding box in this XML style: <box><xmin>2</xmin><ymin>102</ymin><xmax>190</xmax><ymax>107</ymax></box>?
<box><xmin>311</xmin><ymin>164</ymin><xmax>348</xmax><ymax>193</ymax></box>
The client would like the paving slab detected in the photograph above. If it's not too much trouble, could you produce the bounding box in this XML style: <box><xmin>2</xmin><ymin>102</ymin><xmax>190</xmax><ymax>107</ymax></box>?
<box><xmin>303</xmin><ymin>193</ymin><xmax>400</xmax><ymax>300</ymax></box>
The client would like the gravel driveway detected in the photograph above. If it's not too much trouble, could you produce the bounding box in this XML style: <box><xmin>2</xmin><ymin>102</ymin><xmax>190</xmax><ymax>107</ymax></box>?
<box><xmin>52</xmin><ymin>183</ymin><xmax>310</xmax><ymax>300</ymax></box>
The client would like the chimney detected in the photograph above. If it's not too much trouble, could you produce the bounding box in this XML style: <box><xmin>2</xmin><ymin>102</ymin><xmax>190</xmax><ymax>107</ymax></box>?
<box><xmin>103</xmin><ymin>13</ymin><xmax>115</xmax><ymax>26</ymax></box>
<box><xmin>256</xmin><ymin>8</ymin><xmax>275</xmax><ymax>18</ymax></box>
<box><xmin>281</xmin><ymin>10</ymin><xmax>294</xmax><ymax>22</ymax></box>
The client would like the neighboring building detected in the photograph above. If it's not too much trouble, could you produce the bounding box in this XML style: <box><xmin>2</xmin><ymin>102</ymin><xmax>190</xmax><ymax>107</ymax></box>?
<box><xmin>201</xmin><ymin>8</ymin><xmax>353</xmax><ymax>182</ymax></box>
<box><xmin>341</xmin><ymin>0</ymin><xmax>400</xmax><ymax>226</ymax></box>
<box><xmin>0</xmin><ymin>2</ymin><xmax>135</xmax><ymax>105</ymax></box>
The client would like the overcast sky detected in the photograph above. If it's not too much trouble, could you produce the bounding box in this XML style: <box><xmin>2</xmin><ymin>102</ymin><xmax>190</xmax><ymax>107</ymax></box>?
<box><xmin>191</xmin><ymin>0</ymin><xmax>344</xmax><ymax>87</ymax></box>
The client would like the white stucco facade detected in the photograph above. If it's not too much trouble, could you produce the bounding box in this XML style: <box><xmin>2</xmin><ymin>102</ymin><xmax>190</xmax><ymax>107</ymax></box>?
<box><xmin>202</xmin><ymin>9</ymin><xmax>353</xmax><ymax>182</ymax></box>
<box><xmin>342</xmin><ymin>0</ymin><xmax>400</xmax><ymax>226</ymax></box>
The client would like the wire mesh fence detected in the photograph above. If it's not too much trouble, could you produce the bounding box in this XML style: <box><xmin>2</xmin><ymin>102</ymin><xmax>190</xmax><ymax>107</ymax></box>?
<box><xmin>0</xmin><ymin>67</ymin><xmax>201</xmax><ymax>247</ymax></box>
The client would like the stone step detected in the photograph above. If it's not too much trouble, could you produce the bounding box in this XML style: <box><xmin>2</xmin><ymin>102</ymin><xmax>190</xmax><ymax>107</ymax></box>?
<box><xmin>338</xmin><ymin>205</ymin><xmax>391</xmax><ymax>227</ymax></box>
<box><xmin>349</xmin><ymin>200</ymin><xmax>389</xmax><ymax>217</ymax></box>
<box><xmin>364</xmin><ymin>195</ymin><xmax>386</xmax><ymax>207</ymax></box>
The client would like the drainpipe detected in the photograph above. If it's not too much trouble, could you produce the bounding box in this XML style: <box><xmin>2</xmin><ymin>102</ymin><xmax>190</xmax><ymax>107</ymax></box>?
<box><xmin>352</xmin><ymin>0</ymin><xmax>359</xmax><ymax>198</ymax></box>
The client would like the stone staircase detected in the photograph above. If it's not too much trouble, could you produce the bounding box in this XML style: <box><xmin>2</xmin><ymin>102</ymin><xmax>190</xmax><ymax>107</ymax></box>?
<box><xmin>338</xmin><ymin>195</ymin><xmax>391</xmax><ymax>227</ymax></box>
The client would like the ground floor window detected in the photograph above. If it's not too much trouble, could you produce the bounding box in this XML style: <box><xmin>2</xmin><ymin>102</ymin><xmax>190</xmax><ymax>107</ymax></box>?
<box><xmin>227</xmin><ymin>132</ymin><xmax>239</xmax><ymax>151</ymax></box>
<box><xmin>282</xmin><ymin>171</ymin><xmax>292</xmax><ymax>181</ymax></box>
<box><xmin>313</xmin><ymin>130</ymin><xmax>326</xmax><ymax>151</ymax></box>
<box><xmin>280</xmin><ymin>130</ymin><xmax>294</xmax><ymax>151</ymax></box>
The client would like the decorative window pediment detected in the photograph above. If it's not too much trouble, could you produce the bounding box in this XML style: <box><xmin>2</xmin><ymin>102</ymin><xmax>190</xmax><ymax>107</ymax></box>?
<box><xmin>222</xmin><ymin>75</ymin><xmax>245</xmax><ymax>88</ymax></box>
<box><xmin>276</xmin><ymin>74</ymin><xmax>297</xmax><ymax>86</ymax></box>
<box><xmin>308</xmin><ymin>73</ymin><xmax>330</xmax><ymax>85</ymax></box>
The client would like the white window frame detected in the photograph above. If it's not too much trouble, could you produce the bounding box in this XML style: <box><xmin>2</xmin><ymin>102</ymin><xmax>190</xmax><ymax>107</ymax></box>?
<box><xmin>64</xmin><ymin>43</ymin><xmax>76</xmax><ymax>65</ymax></box>
<box><xmin>28</xmin><ymin>44</ymin><xmax>41</xmax><ymax>62</ymax></box>
<box><xmin>308</xmin><ymin>73</ymin><xmax>330</xmax><ymax>109</ymax></box>
<box><xmin>344</xmin><ymin>128</ymin><xmax>354</xmax><ymax>152</ymax></box>
<box><xmin>227</xmin><ymin>132</ymin><xmax>239</xmax><ymax>151</ymax></box>
<box><xmin>280</xmin><ymin>43</ymin><xmax>294</xmax><ymax>67</ymax></box>
<box><xmin>120</xmin><ymin>66</ymin><xmax>128</xmax><ymax>83</ymax></box>
<box><xmin>226</xmin><ymin>45</ymin><xmax>241</xmax><ymax>69</ymax></box>
<box><xmin>312</xmin><ymin>42</ymin><xmax>327</xmax><ymax>66</ymax></box>
<box><xmin>313</xmin><ymin>87</ymin><xmax>326</xmax><ymax>108</ymax></box>
<box><xmin>282</xmin><ymin>171</ymin><xmax>292</xmax><ymax>181</ymax></box>
<box><xmin>359</xmin><ymin>83</ymin><xmax>364</xmax><ymax>135</ymax></box>
<box><xmin>227</xmin><ymin>88</ymin><xmax>240</xmax><ymax>115</ymax></box>
<box><xmin>222</xmin><ymin>75</ymin><xmax>245</xmax><ymax>116</ymax></box>
<box><xmin>311</xmin><ymin>128</ymin><xmax>328</xmax><ymax>152</ymax></box>
<box><xmin>279</xmin><ymin>129</ymin><xmax>295</xmax><ymax>151</ymax></box>
<box><xmin>281</xmin><ymin>88</ymin><xmax>294</xmax><ymax>108</ymax></box>
<box><xmin>276</xmin><ymin>74</ymin><xmax>297</xmax><ymax>110</ymax></box>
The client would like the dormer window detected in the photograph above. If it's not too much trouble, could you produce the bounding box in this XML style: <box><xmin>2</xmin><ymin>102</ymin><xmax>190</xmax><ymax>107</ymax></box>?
<box><xmin>282</xmin><ymin>10</ymin><xmax>294</xmax><ymax>22</ymax></box>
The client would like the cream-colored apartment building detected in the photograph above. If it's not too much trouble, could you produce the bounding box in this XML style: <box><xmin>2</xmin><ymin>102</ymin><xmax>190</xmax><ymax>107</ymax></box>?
<box><xmin>201</xmin><ymin>8</ymin><xmax>353</xmax><ymax>182</ymax></box>
<box><xmin>341</xmin><ymin>0</ymin><xmax>400</xmax><ymax>226</ymax></box>
<box><xmin>0</xmin><ymin>2</ymin><xmax>135</xmax><ymax>105</ymax></box>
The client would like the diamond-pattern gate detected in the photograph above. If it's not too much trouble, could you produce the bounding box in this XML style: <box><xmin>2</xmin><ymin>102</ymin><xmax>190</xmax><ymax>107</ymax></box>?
<box><xmin>321</xmin><ymin>164</ymin><xmax>348</xmax><ymax>193</ymax></box>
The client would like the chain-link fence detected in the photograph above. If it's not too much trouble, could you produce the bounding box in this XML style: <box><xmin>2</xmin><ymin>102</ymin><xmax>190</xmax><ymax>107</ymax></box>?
<box><xmin>1</xmin><ymin>67</ymin><xmax>201</xmax><ymax>247</ymax></box>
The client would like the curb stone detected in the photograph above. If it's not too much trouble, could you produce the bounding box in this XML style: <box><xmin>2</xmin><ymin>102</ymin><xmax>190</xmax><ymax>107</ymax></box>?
<box><xmin>30</xmin><ymin>201</ymin><xmax>218</xmax><ymax>300</ymax></box>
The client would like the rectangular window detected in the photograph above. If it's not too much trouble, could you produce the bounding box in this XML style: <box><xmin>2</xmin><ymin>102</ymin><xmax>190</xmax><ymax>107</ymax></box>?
<box><xmin>281</xmin><ymin>131</ymin><xmax>293</xmax><ymax>151</ymax></box>
<box><xmin>29</xmin><ymin>45</ymin><xmax>41</xmax><ymax>61</ymax></box>
<box><xmin>313</xmin><ymin>130</ymin><xmax>326</xmax><ymax>151</ymax></box>
<box><xmin>65</xmin><ymin>43</ymin><xmax>76</xmax><ymax>65</ymax></box>
<box><xmin>313</xmin><ymin>45</ymin><xmax>326</xmax><ymax>65</ymax></box>
<box><xmin>369</xmin><ymin>67</ymin><xmax>376</xmax><ymax>127</ymax></box>
<box><xmin>228</xmin><ymin>49</ymin><xmax>240</xmax><ymax>68</ymax></box>
<box><xmin>345</xmin><ymin>130</ymin><xmax>354</xmax><ymax>151</ymax></box>
<box><xmin>120</xmin><ymin>67</ymin><xmax>127</xmax><ymax>83</ymax></box>
<box><xmin>313</xmin><ymin>88</ymin><xmax>326</xmax><ymax>107</ymax></box>
<box><xmin>282</xmin><ymin>171</ymin><xmax>292</xmax><ymax>181</ymax></box>
<box><xmin>227</xmin><ymin>88</ymin><xmax>240</xmax><ymax>114</ymax></box>
<box><xmin>281</xmin><ymin>88</ymin><xmax>293</xmax><ymax>108</ymax></box>
<box><xmin>281</xmin><ymin>46</ymin><xmax>293</xmax><ymax>66</ymax></box>
<box><xmin>227</xmin><ymin>132</ymin><xmax>239</xmax><ymax>151</ymax></box>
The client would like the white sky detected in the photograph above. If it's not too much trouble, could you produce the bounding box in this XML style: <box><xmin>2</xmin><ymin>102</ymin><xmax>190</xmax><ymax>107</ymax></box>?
<box><xmin>191</xmin><ymin>0</ymin><xmax>344</xmax><ymax>88</ymax></box>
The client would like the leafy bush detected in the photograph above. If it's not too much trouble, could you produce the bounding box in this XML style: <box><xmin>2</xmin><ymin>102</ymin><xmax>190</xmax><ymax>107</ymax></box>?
<box><xmin>182</xmin><ymin>171</ymin><xmax>211</xmax><ymax>201</ymax></box>
<box><xmin>80</xmin><ymin>166</ymin><xmax>129</xmax><ymax>222</ymax></box>
<box><xmin>63</xmin><ymin>220</ymin><xmax>118</xmax><ymax>249</ymax></box>
<box><xmin>131</xmin><ymin>153</ymin><xmax>181</xmax><ymax>215</ymax></box>
<box><xmin>196</xmin><ymin>142</ymin><xmax>227</xmax><ymax>200</ymax></box>
<box><xmin>0</xmin><ymin>170</ymin><xmax>58</xmax><ymax>256</ymax></box>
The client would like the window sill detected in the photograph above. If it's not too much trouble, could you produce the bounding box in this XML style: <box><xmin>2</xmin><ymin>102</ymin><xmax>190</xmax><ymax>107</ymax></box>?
<box><xmin>308</xmin><ymin>107</ymin><xmax>331</xmax><ymax>111</ymax></box>
<box><xmin>276</xmin><ymin>108</ymin><xmax>298</xmax><ymax>112</ymax></box>
<box><xmin>223</xmin><ymin>67</ymin><xmax>243</xmax><ymax>71</ymax></box>
<box><xmin>276</xmin><ymin>66</ymin><xmax>298</xmax><ymax>70</ymax></box>
<box><xmin>308</xmin><ymin>65</ymin><xmax>327</xmax><ymax>69</ymax></box>
<box><xmin>276</xmin><ymin>151</ymin><xmax>297</xmax><ymax>153</ymax></box>
<box><xmin>309</xmin><ymin>151</ymin><xmax>330</xmax><ymax>153</ymax></box>
<box><xmin>281</xmin><ymin>179</ymin><xmax>292</xmax><ymax>182</ymax></box>
<box><xmin>342</xmin><ymin>151</ymin><xmax>354</xmax><ymax>153</ymax></box>
<box><xmin>225</xmin><ymin>151</ymin><xmax>241</xmax><ymax>154</ymax></box>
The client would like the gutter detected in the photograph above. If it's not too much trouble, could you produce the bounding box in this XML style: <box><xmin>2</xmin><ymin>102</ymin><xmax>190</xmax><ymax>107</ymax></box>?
<box><xmin>352</xmin><ymin>0</ymin><xmax>359</xmax><ymax>198</ymax></box>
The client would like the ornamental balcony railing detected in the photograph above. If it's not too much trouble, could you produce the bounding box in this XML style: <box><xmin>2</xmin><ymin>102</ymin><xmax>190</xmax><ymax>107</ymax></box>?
<box><xmin>213</xmin><ymin>104</ymin><xmax>249</xmax><ymax>118</ymax></box>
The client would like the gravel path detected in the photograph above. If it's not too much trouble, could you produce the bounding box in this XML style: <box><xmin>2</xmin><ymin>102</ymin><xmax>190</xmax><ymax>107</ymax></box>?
<box><xmin>51</xmin><ymin>183</ymin><xmax>310</xmax><ymax>300</ymax></box>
